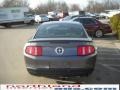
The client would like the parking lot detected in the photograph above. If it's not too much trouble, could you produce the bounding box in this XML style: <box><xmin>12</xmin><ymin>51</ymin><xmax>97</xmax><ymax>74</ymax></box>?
<box><xmin>0</xmin><ymin>24</ymin><xmax>120</xmax><ymax>84</ymax></box>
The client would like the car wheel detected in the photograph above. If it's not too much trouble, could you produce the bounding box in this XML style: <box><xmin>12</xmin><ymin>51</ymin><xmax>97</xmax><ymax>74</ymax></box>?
<box><xmin>95</xmin><ymin>30</ymin><xmax>103</xmax><ymax>38</ymax></box>
<box><xmin>27</xmin><ymin>69</ymin><xmax>38</xmax><ymax>75</ymax></box>
<box><xmin>29</xmin><ymin>20</ymin><xmax>34</xmax><ymax>25</ymax></box>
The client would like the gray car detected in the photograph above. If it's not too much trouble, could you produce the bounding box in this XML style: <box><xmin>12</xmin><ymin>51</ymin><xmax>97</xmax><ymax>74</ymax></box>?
<box><xmin>24</xmin><ymin>21</ymin><xmax>97</xmax><ymax>76</ymax></box>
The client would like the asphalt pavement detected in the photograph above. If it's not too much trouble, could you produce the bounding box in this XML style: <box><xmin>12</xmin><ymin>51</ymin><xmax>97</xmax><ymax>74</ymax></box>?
<box><xmin>0</xmin><ymin>25</ymin><xmax>120</xmax><ymax>84</ymax></box>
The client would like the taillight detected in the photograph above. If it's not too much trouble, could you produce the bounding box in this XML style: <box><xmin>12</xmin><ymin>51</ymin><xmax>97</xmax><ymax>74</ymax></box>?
<box><xmin>25</xmin><ymin>46</ymin><xmax>42</xmax><ymax>56</ymax></box>
<box><xmin>77</xmin><ymin>45</ymin><xmax>95</xmax><ymax>56</ymax></box>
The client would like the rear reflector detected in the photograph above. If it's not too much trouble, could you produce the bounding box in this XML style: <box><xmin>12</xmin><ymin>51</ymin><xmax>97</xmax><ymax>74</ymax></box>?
<box><xmin>77</xmin><ymin>45</ymin><xmax>95</xmax><ymax>56</ymax></box>
<box><xmin>25</xmin><ymin>46</ymin><xmax>42</xmax><ymax>56</ymax></box>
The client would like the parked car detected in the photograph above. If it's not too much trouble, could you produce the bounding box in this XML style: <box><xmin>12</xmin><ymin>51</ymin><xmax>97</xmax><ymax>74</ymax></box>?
<box><xmin>24</xmin><ymin>21</ymin><xmax>97</xmax><ymax>76</ymax></box>
<box><xmin>59</xmin><ymin>15</ymin><xmax>79</xmax><ymax>21</ymax></box>
<box><xmin>47</xmin><ymin>14</ymin><xmax>59</xmax><ymax>21</ymax></box>
<box><xmin>35</xmin><ymin>14</ymin><xmax>49</xmax><ymax>23</ymax></box>
<box><xmin>70</xmin><ymin>17</ymin><xmax>112</xmax><ymax>37</ymax></box>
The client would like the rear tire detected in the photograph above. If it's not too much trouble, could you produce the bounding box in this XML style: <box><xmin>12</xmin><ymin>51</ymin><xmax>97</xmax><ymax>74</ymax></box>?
<box><xmin>95</xmin><ymin>30</ymin><xmax>103</xmax><ymax>38</ymax></box>
<box><xmin>27</xmin><ymin>20</ymin><xmax>34</xmax><ymax>25</ymax></box>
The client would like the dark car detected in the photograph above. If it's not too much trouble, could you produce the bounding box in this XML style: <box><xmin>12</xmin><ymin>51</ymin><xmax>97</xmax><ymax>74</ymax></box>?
<box><xmin>24</xmin><ymin>21</ymin><xmax>97</xmax><ymax>76</ymax></box>
<box><xmin>70</xmin><ymin>17</ymin><xmax>112</xmax><ymax>37</ymax></box>
<box><xmin>59</xmin><ymin>15</ymin><xmax>80</xmax><ymax>21</ymax></box>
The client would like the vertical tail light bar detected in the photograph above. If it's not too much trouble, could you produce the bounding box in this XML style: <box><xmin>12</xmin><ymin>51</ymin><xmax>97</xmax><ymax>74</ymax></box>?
<box><xmin>25</xmin><ymin>46</ymin><xmax>42</xmax><ymax>56</ymax></box>
<box><xmin>77</xmin><ymin>45</ymin><xmax>95</xmax><ymax>56</ymax></box>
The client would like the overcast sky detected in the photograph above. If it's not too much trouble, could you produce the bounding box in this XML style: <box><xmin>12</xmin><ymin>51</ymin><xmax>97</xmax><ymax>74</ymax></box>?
<box><xmin>0</xmin><ymin>0</ymin><xmax>90</xmax><ymax>9</ymax></box>
<box><xmin>28</xmin><ymin>0</ymin><xmax>89</xmax><ymax>9</ymax></box>
<box><xmin>1</xmin><ymin>0</ymin><xmax>119</xmax><ymax>9</ymax></box>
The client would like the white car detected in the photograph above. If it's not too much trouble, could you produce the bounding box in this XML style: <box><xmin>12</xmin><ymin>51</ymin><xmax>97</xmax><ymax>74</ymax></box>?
<box><xmin>35</xmin><ymin>14</ymin><xmax>49</xmax><ymax>23</ymax></box>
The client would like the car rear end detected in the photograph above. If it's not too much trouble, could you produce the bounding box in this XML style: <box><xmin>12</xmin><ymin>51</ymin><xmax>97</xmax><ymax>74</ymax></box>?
<box><xmin>101</xmin><ymin>23</ymin><xmax>112</xmax><ymax>34</ymax></box>
<box><xmin>24</xmin><ymin>22</ymin><xmax>97</xmax><ymax>76</ymax></box>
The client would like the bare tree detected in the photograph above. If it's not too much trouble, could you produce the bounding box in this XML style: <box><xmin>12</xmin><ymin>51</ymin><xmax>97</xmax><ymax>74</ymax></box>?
<box><xmin>47</xmin><ymin>0</ymin><xmax>57</xmax><ymax>11</ymax></box>
<box><xmin>103</xmin><ymin>0</ymin><xmax>119</xmax><ymax>10</ymax></box>
<box><xmin>34</xmin><ymin>4</ymin><xmax>49</xmax><ymax>14</ymax></box>
<box><xmin>2</xmin><ymin>0</ymin><xmax>29</xmax><ymax>7</ymax></box>
<box><xmin>34</xmin><ymin>1</ymin><xmax>68</xmax><ymax>14</ymax></box>
<box><xmin>70</xmin><ymin>4</ymin><xmax>80</xmax><ymax>11</ymax></box>
<box><xmin>85</xmin><ymin>0</ymin><xmax>120</xmax><ymax>13</ymax></box>
<box><xmin>56</xmin><ymin>2</ymin><xmax>68</xmax><ymax>12</ymax></box>
<box><xmin>0</xmin><ymin>3</ymin><xmax>2</xmax><ymax>7</ymax></box>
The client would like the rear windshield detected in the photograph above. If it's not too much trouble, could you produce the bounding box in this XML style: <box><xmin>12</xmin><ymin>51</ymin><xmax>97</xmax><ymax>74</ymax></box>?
<box><xmin>34</xmin><ymin>23</ymin><xmax>87</xmax><ymax>38</ymax></box>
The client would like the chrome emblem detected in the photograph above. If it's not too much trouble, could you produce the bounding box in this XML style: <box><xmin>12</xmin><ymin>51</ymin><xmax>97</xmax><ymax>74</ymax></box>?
<box><xmin>55</xmin><ymin>47</ymin><xmax>64</xmax><ymax>55</ymax></box>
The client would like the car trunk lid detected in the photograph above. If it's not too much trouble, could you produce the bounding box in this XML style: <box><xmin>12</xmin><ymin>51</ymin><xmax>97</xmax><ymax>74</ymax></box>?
<box><xmin>27</xmin><ymin>38</ymin><xmax>93</xmax><ymax>57</ymax></box>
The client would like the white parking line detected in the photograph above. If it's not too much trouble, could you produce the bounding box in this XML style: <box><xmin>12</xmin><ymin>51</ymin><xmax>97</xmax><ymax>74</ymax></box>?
<box><xmin>98</xmin><ymin>57</ymin><xmax>120</xmax><ymax>60</ymax></box>
<box><xmin>98</xmin><ymin>63</ymin><xmax>120</xmax><ymax>73</ymax></box>
<box><xmin>104</xmin><ymin>64</ymin><xmax>120</xmax><ymax>67</ymax></box>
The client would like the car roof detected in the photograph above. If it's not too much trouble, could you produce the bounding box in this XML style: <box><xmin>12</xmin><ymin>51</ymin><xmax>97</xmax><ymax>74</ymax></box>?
<box><xmin>70</xmin><ymin>16</ymin><xmax>94</xmax><ymax>21</ymax></box>
<box><xmin>73</xmin><ymin>16</ymin><xmax>93</xmax><ymax>19</ymax></box>
<box><xmin>64</xmin><ymin>15</ymin><xmax>82</xmax><ymax>19</ymax></box>
<box><xmin>41</xmin><ymin>21</ymin><xmax>82</xmax><ymax>26</ymax></box>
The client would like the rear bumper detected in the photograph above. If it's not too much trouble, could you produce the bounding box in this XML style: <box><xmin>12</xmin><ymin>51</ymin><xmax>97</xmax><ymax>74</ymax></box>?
<box><xmin>27</xmin><ymin>68</ymin><xmax>94</xmax><ymax>76</ymax></box>
<box><xmin>24</xmin><ymin>54</ymin><xmax>97</xmax><ymax>76</ymax></box>
<box><xmin>104</xmin><ymin>28</ymin><xmax>112</xmax><ymax>34</ymax></box>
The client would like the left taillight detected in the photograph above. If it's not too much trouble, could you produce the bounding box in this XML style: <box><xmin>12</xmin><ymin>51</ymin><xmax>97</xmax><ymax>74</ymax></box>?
<box><xmin>25</xmin><ymin>46</ymin><xmax>42</xmax><ymax>56</ymax></box>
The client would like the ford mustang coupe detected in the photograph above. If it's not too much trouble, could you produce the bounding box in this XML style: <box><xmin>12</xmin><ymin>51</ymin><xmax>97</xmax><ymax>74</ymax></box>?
<box><xmin>24</xmin><ymin>21</ymin><xmax>97</xmax><ymax>76</ymax></box>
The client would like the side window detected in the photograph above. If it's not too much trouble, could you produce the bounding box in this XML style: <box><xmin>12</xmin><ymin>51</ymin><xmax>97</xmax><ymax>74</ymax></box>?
<box><xmin>74</xmin><ymin>18</ymin><xmax>80</xmax><ymax>22</ymax></box>
<box><xmin>77</xmin><ymin>18</ymin><xmax>96</xmax><ymax>25</ymax></box>
<box><xmin>11</xmin><ymin>9</ymin><xmax>20</xmax><ymax>13</ymax></box>
<box><xmin>84</xmin><ymin>18</ymin><xmax>96</xmax><ymax>24</ymax></box>
<box><xmin>74</xmin><ymin>18</ymin><xmax>85</xmax><ymax>24</ymax></box>
<box><xmin>89</xmin><ymin>18</ymin><xmax>97</xmax><ymax>24</ymax></box>
<box><xmin>79</xmin><ymin>19</ymin><xmax>85</xmax><ymax>24</ymax></box>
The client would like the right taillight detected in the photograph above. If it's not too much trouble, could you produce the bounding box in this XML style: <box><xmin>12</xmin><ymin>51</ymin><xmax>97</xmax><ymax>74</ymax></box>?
<box><xmin>25</xmin><ymin>46</ymin><xmax>42</xmax><ymax>56</ymax></box>
<box><xmin>77</xmin><ymin>45</ymin><xmax>95</xmax><ymax>56</ymax></box>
